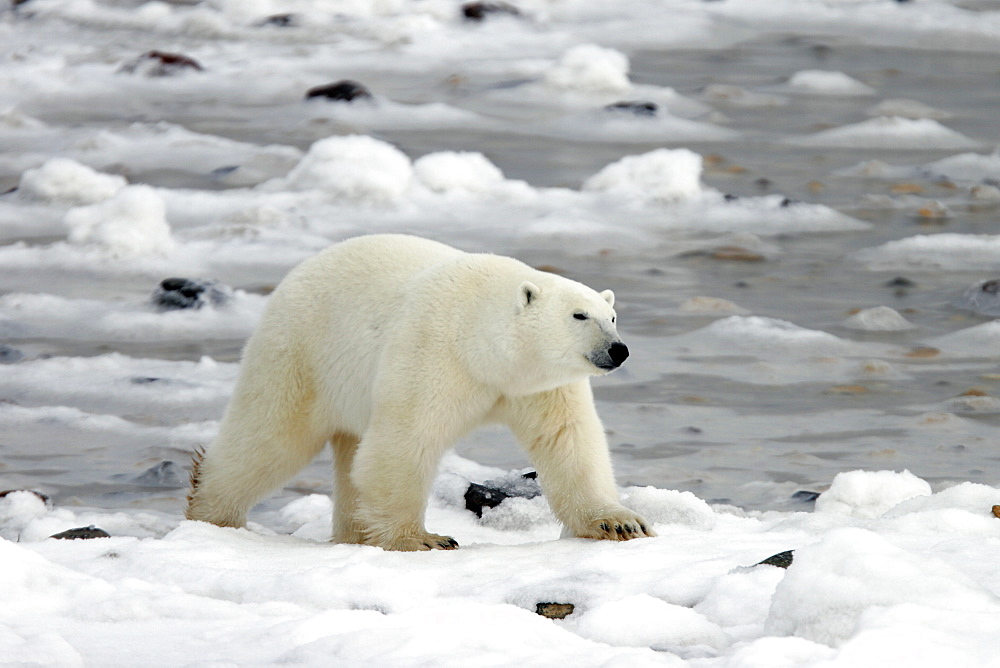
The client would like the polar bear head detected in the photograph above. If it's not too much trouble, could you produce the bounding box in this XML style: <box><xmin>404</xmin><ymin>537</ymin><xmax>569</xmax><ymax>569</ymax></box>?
<box><xmin>509</xmin><ymin>276</ymin><xmax>628</xmax><ymax>392</ymax></box>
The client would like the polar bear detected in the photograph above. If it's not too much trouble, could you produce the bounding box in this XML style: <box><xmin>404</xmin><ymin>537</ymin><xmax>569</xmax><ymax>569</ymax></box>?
<box><xmin>186</xmin><ymin>234</ymin><xmax>654</xmax><ymax>550</ymax></box>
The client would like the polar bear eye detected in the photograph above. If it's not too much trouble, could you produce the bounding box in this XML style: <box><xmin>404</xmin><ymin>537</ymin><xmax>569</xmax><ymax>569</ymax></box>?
<box><xmin>573</xmin><ymin>312</ymin><xmax>588</xmax><ymax>321</ymax></box>
<box><xmin>612</xmin><ymin>316</ymin><xmax>616</xmax><ymax>323</ymax></box>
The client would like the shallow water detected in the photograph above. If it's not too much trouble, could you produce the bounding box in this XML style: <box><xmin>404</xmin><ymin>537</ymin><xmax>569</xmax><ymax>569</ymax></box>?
<box><xmin>2</xmin><ymin>2</ymin><xmax>1000</xmax><ymax>516</ymax></box>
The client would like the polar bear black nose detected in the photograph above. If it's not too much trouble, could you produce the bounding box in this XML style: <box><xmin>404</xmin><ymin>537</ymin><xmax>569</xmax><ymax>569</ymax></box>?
<box><xmin>608</xmin><ymin>342</ymin><xmax>629</xmax><ymax>368</ymax></box>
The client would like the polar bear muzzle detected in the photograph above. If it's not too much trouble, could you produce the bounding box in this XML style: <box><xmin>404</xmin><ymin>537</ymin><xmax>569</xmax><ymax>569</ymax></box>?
<box><xmin>592</xmin><ymin>341</ymin><xmax>629</xmax><ymax>370</ymax></box>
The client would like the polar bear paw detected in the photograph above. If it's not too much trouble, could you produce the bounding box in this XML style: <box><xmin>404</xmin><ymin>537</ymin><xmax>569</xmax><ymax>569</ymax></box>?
<box><xmin>577</xmin><ymin>507</ymin><xmax>656</xmax><ymax>541</ymax></box>
<box><xmin>374</xmin><ymin>532</ymin><xmax>460</xmax><ymax>552</ymax></box>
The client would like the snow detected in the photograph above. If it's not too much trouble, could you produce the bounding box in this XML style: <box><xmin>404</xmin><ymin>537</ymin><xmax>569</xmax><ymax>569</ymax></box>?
<box><xmin>784</xmin><ymin>70</ymin><xmax>876</xmax><ymax>96</ymax></box>
<box><xmin>791</xmin><ymin>117</ymin><xmax>979</xmax><ymax>150</ymax></box>
<box><xmin>5</xmin><ymin>470</ymin><xmax>1000</xmax><ymax>665</ymax></box>
<box><xmin>4</xmin><ymin>0</ymin><xmax>1000</xmax><ymax>664</ymax></box>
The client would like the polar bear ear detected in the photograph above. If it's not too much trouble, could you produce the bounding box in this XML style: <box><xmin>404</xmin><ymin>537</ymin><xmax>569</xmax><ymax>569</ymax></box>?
<box><xmin>518</xmin><ymin>281</ymin><xmax>541</xmax><ymax>310</ymax></box>
<box><xmin>600</xmin><ymin>290</ymin><xmax>615</xmax><ymax>307</ymax></box>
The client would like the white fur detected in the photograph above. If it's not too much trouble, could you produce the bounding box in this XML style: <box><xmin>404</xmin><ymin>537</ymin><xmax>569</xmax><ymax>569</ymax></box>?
<box><xmin>186</xmin><ymin>234</ymin><xmax>653</xmax><ymax>550</ymax></box>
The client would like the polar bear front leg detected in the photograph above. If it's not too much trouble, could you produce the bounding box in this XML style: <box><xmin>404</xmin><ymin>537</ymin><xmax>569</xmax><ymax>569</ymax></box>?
<box><xmin>350</xmin><ymin>423</ymin><xmax>460</xmax><ymax>552</ymax></box>
<box><xmin>502</xmin><ymin>381</ymin><xmax>655</xmax><ymax>541</ymax></box>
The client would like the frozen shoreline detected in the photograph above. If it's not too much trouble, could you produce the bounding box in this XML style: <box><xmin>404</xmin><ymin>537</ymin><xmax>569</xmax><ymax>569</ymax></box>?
<box><xmin>4</xmin><ymin>0</ymin><xmax>1000</xmax><ymax>664</ymax></box>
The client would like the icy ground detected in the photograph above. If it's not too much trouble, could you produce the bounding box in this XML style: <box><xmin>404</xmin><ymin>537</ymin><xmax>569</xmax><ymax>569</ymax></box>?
<box><xmin>3</xmin><ymin>0</ymin><xmax>1000</xmax><ymax>664</ymax></box>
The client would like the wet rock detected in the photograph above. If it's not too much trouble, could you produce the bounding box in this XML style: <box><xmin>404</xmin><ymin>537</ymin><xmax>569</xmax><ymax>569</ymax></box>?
<box><xmin>0</xmin><ymin>345</ymin><xmax>24</xmax><ymax>364</ymax></box>
<box><xmin>152</xmin><ymin>277</ymin><xmax>233</xmax><ymax>311</ymax></box>
<box><xmin>50</xmin><ymin>525</ymin><xmax>111</xmax><ymax>540</ymax></box>
<box><xmin>120</xmin><ymin>51</ymin><xmax>204</xmax><ymax>77</ymax></box>
<box><xmin>604</xmin><ymin>101</ymin><xmax>658</xmax><ymax>117</ymax></box>
<box><xmin>305</xmin><ymin>80</ymin><xmax>373</xmax><ymax>103</ymax></box>
<box><xmin>791</xmin><ymin>490</ymin><xmax>820</xmax><ymax>503</ymax></box>
<box><xmin>461</xmin><ymin>1</ymin><xmax>521</xmax><ymax>21</ymax></box>
<box><xmin>955</xmin><ymin>279</ymin><xmax>1000</xmax><ymax>316</ymax></box>
<box><xmin>757</xmin><ymin>550</ymin><xmax>794</xmax><ymax>569</ymax></box>
<box><xmin>884</xmin><ymin>276</ymin><xmax>915</xmax><ymax>288</ymax></box>
<box><xmin>464</xmin><ymin>470</ymin><xmax>540</xmax><ymax>518</ymax></box>
<box><xmin>0</xmin><ymin>489</ymin><xmax>50</xmax><ymax>503</ymax></box>
<box><xmin>257</xmin><ymin>13</ymin><xmax>298</xmax><ymax>27</ymax></box>
<box><xmin>133</xmin><ymin>461</ymin><xmax>181</xmax><ymax>487</ymax></box>
<box><xmin>535</xmin><ymin>602</ymin><xmax>574</xmax><ymax>619</ymax></box>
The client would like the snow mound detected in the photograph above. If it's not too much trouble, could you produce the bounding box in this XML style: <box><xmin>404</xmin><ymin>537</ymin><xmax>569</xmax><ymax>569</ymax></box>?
<box><xmin>18</xmin><ymin>158</ymin><xmax>126</xmax><ymax>205</ymax></box>
<box><xmin>854</xmin><ymin>234</ymin><xmax>1000</xmax><ymax>271</ymax></box>
<box><xmin>277</xmin><ymin>135</ymin><xmax>414</xmax><ymax>204</ymax></box>
<box><xmin>63</xmin><ymin>185</ymin><xmax>174</xmax><ymax>256</ymax></box>
<box><xmin>785</xmin><ymin>70</ymin><xmax>875</xmax><ymax>96</ymax></box>
<box><xmin>673</xmin><ymin>316</ymin><xmax>853</xmax><ymax>359</ymax></box>
<box><xmin>815</xmin><ymin>470</ymin><xmax>932</xmax><ymax>519</ymax></box>
<box><xmin>543</xmin><ymin>44</ymin><xmax>631</xmax><ymax>93</ymax></box>
<box><xmin>622</xmin><ymin>487</ymin><xmax>717</xmax><ymax>530</ymax></box>
<box><xmin>841</xmin><ymin>306</ymin><xmax>915</xmax><ymax>331</ymax></box>
<box><xmin>766</xmin><ymin>527</ymin><xmax>996</xmax><ymax>647</ymax></box>
<box><xmin>574</xmin><ymin>594</ymin><xmax>729</xmax><ymax>651</ymax></box>
<box><xmin>583</xmin><ymin>148</ymin><xmax>703</xmax><ymax>203</ymax></box>
<box><xmin>792</xmin><ymin>117</ymin><xmax>978</xmax><ymax>150</ymax></box>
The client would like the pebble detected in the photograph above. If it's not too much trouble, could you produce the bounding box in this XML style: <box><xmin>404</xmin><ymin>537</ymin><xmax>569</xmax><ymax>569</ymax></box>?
<box><xmin>604</xmin><ymin>101</ymin><xmax>659</xmax><ymax>117</ymax></box>
<box><xmin>756</xmin><ymin>550</ymin><xmax>794</xmax><ymax>569</ymax></box>
<box><xmin>151</xmin><ymin>277</ymin><xmax>232</xmax><ymax>311</ymax></box>
<box><xmin>50</xmin><ymin>526</ymin><xmax>111</xmax><ymax>540</ymax></box>
<box><xmin>461</xmin><ymin>2</ymin><xmax>521</xmax><ymax>21</ymax></box>
<box><xmin>535</xmin><ymin>602</ymin><xmax>575</xmax><ymax>619</ymax></box>
<box><xmin>120</xmin><ymin>51</ymin><xmax>204</xmax><ymax>77</ymax></box>
<box><xmin>304</xmin><ymin>80</ymin><xmax>373</xmax><ymax>102</ymax></box>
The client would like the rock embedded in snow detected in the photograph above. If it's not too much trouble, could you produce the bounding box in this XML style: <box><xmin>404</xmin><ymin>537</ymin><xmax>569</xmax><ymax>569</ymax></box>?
<box><xmin>304</xmin><ymin>80</ymin><xmax>373</xmax><ymax>103</ymax></box>
<box><xmin>461</xmin><ymin>2</ymin><xmax>521</xmax><ymax>21</ymax></box>
<box><xmin>464</xmin><ymin>470</ymin><xmax>540</xmax><ymax>518</ymax></box>
<box><xmin>604</xmin><ymin>101</ymin><xmax>658</xmax><ymax>117</ymax></box>
<box><xmin>120</xmin><ymin>51</ymin><xmax>204</xmax><ymax>77</ymax></box>
<box><xmin>535</xmin><ymin>602</ymin><xmax>574</xmax><ymax>619</ymax></box>
<box><xmin>756</xmin><ymin>550</ymin><xmax>795</xmax><ymax>569</ymax></box>
<box><xmin>954</xmin><ymin>279</ymin><xmax>1000</xmax><ymax>316</ymax></box>
<box><xmin>50</xmin><ymin>525</ymin><xmax>111</xmax><ymax>540</ymax></box>
<box><xmin>151</xmin><ymin>277</ymin><xmax>233</xmax><ymax>311</ymax></box>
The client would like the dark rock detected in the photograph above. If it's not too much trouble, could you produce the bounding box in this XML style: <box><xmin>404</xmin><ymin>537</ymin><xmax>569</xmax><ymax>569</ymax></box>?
<box><xmin>0</xmin><ymin>345</ymin><xmax>24</xmax><ymax>364</ymax></box>
<box><xmin>257</xmin><ymin>13</ymin><xmax>298</xmax><ymax>27</ymax></box>
<box><xmin>0</xmin><ymin>489</ymin><xmax>50</xmax><ymax>503</ymax></box>
<box><xmin>884</xmin><ymin>276</ymin><xmax>915</xmax><ymax>288</ymax></box>
<box><xmin>955</xmin><ymin>279</ymin><xmax>1000</xmax><ymax>316</ymax></box>
<box><xmin>779</xmin><ymin>197</ymin><xmax>796</xmax><ymax>207</ymax></box>
<box><xmin>130</xmin><ymin>376</ymin><xmax>161</xmax><ymax>385</ymax></box>
<box><xmin>133</xmin><ymin>461</ymin><xmax>181</xmax><ymax>487</ymax></box>
<box><xmin>757</xmin><ymin>550</ymin><xmax>794</xmax><ymax>569</ymax></box>
<box><xmin>536</xmin><ymin>602</ymin><xmax>574</xmax><ymax>619</ymax></box>
<box><xmin>305</xmin><ymin>80</ymin><xmax>373</xmax><ymax>103</ymax></box>
<box><xmin>791</xmin><ymin>490</ymin><xmax>820</xmax><ymax>503</ymax></box>
<box><xmin>464</xmin><ymin>483</ymin><xmax>510</xmax><ymax>517</ymax></box>
<box><xmin>723</xmin><ymin>193</ymin><xmax>740</xmax><ymax>202</ymax></box>
<box><xmin>464</xmin><ymin>470</ymin><xmax>540</xmax><ymax>518</ymax></box>
<box><xmin>461</xmin><ymin>2</ymin><xmax>521</xmax><ymax>21</ymax></box>
<box><xmin>152</xmin><ymin>277</ymin><xmax>233</xmax><ymax>311</ymax></box>
<box><xmin>604</xmin><ymin>101</ymin><xmax>659</xmax><ymax>117</ymax></box>
<box><xmin>50</xmin><ymin>525</ymin><xmax>111</xmax><ymax>540</ymax></box>
<box><xmin>120</xmin><ymin>51</ymin><xmax>204</xmax><ymax>77</ymax></box>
